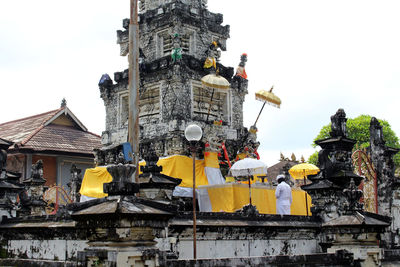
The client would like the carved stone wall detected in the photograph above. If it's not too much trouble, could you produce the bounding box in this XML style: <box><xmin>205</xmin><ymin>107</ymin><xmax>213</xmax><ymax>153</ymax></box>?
<box><xmin>101</xmin><ymin>0</ymin><xmax>248</xmax><ymax>159</ymax></box>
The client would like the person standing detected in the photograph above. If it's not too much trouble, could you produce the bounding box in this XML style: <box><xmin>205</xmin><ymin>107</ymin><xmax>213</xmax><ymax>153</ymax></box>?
<box><xmin>275</xmin><ymin>174</ymin><xmax>292</xmax><ymax>215</ymax></box>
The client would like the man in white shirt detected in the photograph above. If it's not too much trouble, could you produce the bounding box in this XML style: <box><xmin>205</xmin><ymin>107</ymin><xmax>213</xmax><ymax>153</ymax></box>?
<box><xmin>275</xmin><ymin>174</ymin><xmax>292</xmax><ymax>215</ymax></box>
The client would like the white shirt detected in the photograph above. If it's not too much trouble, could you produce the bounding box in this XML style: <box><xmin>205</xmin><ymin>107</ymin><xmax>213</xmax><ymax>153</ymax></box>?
<box><xmin>275</xmin><ymin>181</ymin><xmax>292</xmax><ymax>206</ymax></box>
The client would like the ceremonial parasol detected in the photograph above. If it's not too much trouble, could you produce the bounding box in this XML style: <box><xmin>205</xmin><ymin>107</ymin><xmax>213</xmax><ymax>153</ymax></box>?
<box><xmin>201</xmin><ymin>70</ymin><xmax>230</xmax><ymax>121</ymax></box>
<box><xmin>289</xmin><ymin>163</ymin><xmax>320</xmax><ymax>216</ymax></box>
<box><xmin>254</xmin><ymin>86</ymin><xmax>281</xmax><ymax>127</ymax></box>
<box><xmin>229</xmin><ymin>158</ymin><xmax>268</xmax><ymax>207</ymax></box>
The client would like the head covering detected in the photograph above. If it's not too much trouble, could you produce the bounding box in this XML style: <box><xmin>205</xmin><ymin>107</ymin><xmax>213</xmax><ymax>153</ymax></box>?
<box><xmin>276</xmin><ymin>174</ymin><xmax>285</xmax><ymax>182</ymax></box>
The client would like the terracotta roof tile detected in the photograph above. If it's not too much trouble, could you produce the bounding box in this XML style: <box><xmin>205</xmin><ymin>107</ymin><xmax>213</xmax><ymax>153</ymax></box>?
<box><xmin>0</xmin><ymin>109</ymin><xmax>61</xmax><ymax>143</ymax></box>
<box><xmin>0</xmin><ymin>108</ymin><xmax>101</xmax><ymax>155</ymax></box>
<box><xmin>22</xmin><ymin>124</ymin><xmax>101</xmax><ymax>155</ymax></box>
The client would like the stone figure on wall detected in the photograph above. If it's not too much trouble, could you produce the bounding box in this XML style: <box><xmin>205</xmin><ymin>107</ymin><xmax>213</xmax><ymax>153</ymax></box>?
<box><xmin>342</xmin><ymin>178</ymin><xmax>363</xmax><ymax>213</ymax></box>
<box><xmin>98</xmin><ymin>73</ymin><xmax>113</xmax><ymax>100</ymax></box>
<box><xmin>31</xmin><ymin>160</ymin><xmax>44</xmax><ymax>180</ymax></box>
<box><xmin>99</xmin><ymin>74</ymin><xmax>113</xmax><ymax>89</ymax></box>
<box><xmin>203</xmin><ymin>41</ymin><xmax>220</xmax><ymax>70</ymax></box>
<box><xmin>68</xmin><ymin>164</ymin><xmax>82</xmax><ymax>203</ymax></box>
<box><xmin>0</xmin><ymin>148</ymin><xmax>7</xmax><ymax>179</ymax></box>
<box><xmin>330</xmin><ymin>108</ymin><xmax>347</xmax><ymax>137</ymax></box>
<box><xmin>139</xmin><ymin>48</ymin><xmax>146</xmax><ymax>72</ymax></box>
<box><xmin>93</xmin><ymin>149</ymin><xmax>106</xmax><ymax>166</ymax></box>
<box><xmin>235</xmin><ymin>53</ymin><xmax>248</xmax><ymax>79</ymax></box>
<box><xmin>370</xmin><ymin>117</ymin><xmax>385</xmax><ymax>146</ymax></box>
<box><xmin>236</xmin><ymin>126</ymin><xmax>260</xmax><ymax>160</ymax></box>
<box><xmin>171</xmin><ymin>33</ymin><xmax>182</xmax><ymax>63</ymax></box>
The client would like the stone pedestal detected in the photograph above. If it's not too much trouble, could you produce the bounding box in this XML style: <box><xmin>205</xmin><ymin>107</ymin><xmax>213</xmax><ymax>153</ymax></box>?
<box><xmin>73</xmin><ymin>195</ymin><xmax>173</xmax><ymax>267</ymax></box>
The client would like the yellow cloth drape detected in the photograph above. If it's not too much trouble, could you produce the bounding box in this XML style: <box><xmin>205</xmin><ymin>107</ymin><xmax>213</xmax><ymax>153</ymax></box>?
<box><xmin>80</xmin><ymin>155</ymin><xmax>209</xmax><ymax>199</ymax></box>
<box><xmin>152</xmin><ymin>155</ymin><xmax>208</xmax><ymax>188</ymax></box>
<box><xmin>206</xmin><ymin>184</ymin><xmax>312</xmax><ymax>215</ymax></box>
<box><xmin>204</xmin><ymin>152</ymin><xmax>220</xmax><ymax>168</ymax></box>
<box><xmin>79</xmin><ymin>167</ymin><xmax>113</xmax><ymax>198</ymax></box>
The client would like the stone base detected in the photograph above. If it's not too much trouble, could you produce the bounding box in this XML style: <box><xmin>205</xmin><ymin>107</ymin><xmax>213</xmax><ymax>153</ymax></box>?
<box><xmin>103</xmin><ymin>182</ymin><xmax>139</xmax><ymax>196</ymax></box>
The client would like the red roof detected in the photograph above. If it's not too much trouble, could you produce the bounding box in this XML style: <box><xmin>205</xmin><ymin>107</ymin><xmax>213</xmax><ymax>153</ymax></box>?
<box><xmin>0</xmin><ymin>107</ymin><xmax>101</xmax><ymax>156</ymax></box>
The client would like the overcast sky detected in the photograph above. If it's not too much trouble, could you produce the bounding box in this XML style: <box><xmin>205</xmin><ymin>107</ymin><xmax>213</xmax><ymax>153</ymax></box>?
<box><xmin>1</xmin><ymin>0</ymin><xmax>399</xmax><ymax>165</ymax></box>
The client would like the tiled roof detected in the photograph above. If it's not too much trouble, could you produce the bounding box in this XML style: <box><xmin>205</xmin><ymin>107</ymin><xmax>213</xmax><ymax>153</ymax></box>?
<box><xmin>25</xmin><ymin>124</ymin><xmax>101</xmax><ymax>155</ymax></box>
<box><xmin>0</xmin><ymin>109</ymin><xmax>61</xmax><ymax>143</ymax></box>
<box><xmin>267</xmin><ymin>160</ymin><xmax>298</xmax><ymax>180</ymax></box>
<box><xmin>0</xmin><ymin>107</ymin><xmax>101</xmax><ymax>155</ymax></box>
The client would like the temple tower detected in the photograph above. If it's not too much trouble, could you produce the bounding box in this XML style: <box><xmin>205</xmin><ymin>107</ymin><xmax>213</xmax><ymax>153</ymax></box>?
<box><xmin>99</xmin><ymin>0</ymin><xmax>249</xmax><ymax>159</ymax></box>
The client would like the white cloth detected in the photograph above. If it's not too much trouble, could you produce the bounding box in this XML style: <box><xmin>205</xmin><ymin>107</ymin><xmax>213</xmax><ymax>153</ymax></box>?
<box><xmin>198</xmin><ymin>187</ymin><xmax>212</xmax><ymax>212</ymax></box>
<box><xmin>275</xmin><ymin>181</ymin><xmax>292</xmax><ymax>215</ymax></box>
<box><xmin>172</xmin><ymin>186</ymin><xmax>194</xmax><ymax>197</ymax></box>
<box><xmin>204</xmin><ymin>167</ymin><xmax>225</xmax><ymax>185</ymax></box>
<box><xmin>80</xmin><ymin>194</ymin><xmax>97</xmax><ymax>202</ymax></box>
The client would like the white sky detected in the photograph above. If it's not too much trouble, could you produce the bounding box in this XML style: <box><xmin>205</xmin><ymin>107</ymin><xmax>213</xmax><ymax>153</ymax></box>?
<box><xmin>1</xmin><ymin>0</ymin><xmax>399</xmax><ymax>166</ymax></box>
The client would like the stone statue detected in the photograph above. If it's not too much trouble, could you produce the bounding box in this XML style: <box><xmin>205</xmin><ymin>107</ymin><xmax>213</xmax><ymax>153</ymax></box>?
<box><xmin>330</xmin><ymin>109</ymin><xmax>347</xmax><ymax>137</ymax></box>
<box><xmin>31</xmin><ymin>160</ymin><xmax>44</xmax><ymax>180</ymax></box>
<box><xmin>235</xmin><ymin>53</ymin><xmax>248</xmax><ymax>79</ymax></box>
<box><xmin>0</xmin><ymin>148</ymin><xmax>7</xmax><ymax>178</ymax></box>
<box><xmin>98</xmin><ymin>74</ymin><xmax>112</xmax><ymax>88</ymax></box>
<box><xmin>343</xmin><ymin>178</ymin><xmax>363</xmax><ymax>213</ymax></box>
<box><xmin>171</xmin><ymin>33</ymin><xmax>182</xmax><ymax>64</ymax></box>
<box><xmin>203</xmin><ymin>41</ymin><xmax>220</xmax><ymax>69</ymax></box>
<box><xmin>69</xmin><ymin>164</ymin><xmax>82</xmax><ymax>203</ymax></box>
<box><xmin>370</xmin><ymin>117</ymin><xmax>385</xmax><ymax>146</ymax></box>
<box><xmin>139</xmin><ymin>48</ymin><xmax>146</xmax><ymax>72</ymax></box>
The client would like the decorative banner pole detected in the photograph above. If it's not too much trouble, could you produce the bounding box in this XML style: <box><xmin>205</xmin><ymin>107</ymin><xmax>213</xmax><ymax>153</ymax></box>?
<box><xmin>128</xmin><ymin>0</ymin><xmax>140</xmax><ymax>183</ymax></box>
<box><xmin>254</xmin><ymin>86</ymin><xmax>281</xmax><ymax>127</ymax></box>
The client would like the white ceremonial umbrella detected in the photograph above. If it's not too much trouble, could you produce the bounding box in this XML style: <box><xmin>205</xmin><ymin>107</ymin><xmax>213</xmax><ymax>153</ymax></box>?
<box><xmin>229</xmin><ymin>158</ymin><xmax>268</xmax><ymax>177</ymax></box>
<box><xmin>229</xmin><ymin>158</ymin><xmax>268</xmax><ymax>206</ymax></box>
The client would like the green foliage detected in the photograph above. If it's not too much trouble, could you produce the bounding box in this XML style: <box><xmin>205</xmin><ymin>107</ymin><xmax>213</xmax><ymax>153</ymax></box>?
<box><xmin>307</xmin><ymin>151</ymin><xmax>319</xmax><ymax>165</ymax></box>
<box><xmin>312</xmin><ymin>115</ymin><xmax>400</xmax><ymax>166</ymax></box>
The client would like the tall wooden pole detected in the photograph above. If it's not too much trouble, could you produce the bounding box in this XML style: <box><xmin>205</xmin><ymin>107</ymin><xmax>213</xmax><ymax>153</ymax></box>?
<box><xmin>128</xmin><ymin>0</ymin><xmax>140</xmax><ymax>183</ymax></box>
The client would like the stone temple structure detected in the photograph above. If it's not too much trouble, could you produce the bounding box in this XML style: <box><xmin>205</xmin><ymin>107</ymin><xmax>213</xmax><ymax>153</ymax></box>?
<box><xmin>0</xmin><ymin>1</ymin><xmax>400</xmax><ymax>266</ymax></box>
<box><xmin>99</xmin><ymin>0</ymin><xmax>251</xmax><ymax>161</ymax></box>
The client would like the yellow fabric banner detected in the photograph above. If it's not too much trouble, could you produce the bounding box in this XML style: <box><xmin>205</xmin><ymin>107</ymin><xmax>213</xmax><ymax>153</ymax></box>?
<box><xmin>206</xmin><ymin>184</ymin><xmax>312</xmax><ymax>215</ymax></box>
<box><xmin>153</xmin><ymin>155</ymin><xmax>208</xmax><ymax>188</ymax></box>
<box><xmin>79</xmin><ymin>167</ymin><xmax>113</xmax><ymax>198</ymax></box>
<box><xmin>204</xmin><ymin>152</ymin><xmax>220</xmax><ymax>168</ymax></box>
<box><xmin>80</xmin><ymin>155</ymin><xmax>210</xmax><ymax>199</ymax></box>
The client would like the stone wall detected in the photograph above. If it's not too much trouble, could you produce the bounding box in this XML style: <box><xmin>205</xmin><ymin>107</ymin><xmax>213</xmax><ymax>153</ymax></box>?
<box><xmin>101</xmin><ymin>0</ymin><xmax>247</xmax><ymax>160</ymax></box>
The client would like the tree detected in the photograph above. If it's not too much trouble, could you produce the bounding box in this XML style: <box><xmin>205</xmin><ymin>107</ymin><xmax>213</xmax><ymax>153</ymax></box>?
<box><xmin>308</xmin><ymin>115</ymin><xmax>400</xmax><ymax>167</ymax></box>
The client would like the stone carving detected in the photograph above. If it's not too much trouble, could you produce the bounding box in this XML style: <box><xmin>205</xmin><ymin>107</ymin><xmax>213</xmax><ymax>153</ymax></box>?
<box><xmin>99</xmin><ymin>144</ymin><xmax>139</xmax><ymax>196</ymax></box>
<box><xmin>235</xmin><ymin>53</ymin><xmax>248</xmax><ymax>79</ymax></box>
<box><xmin>171</xmin><ymin>33</ymin><xmax>182</xmax><ymax>64</ymax></box>
<box><xmin>342</xmin><ymin>178</ymin><xmax>363</xmax><ymax>213</ymax></box>
<box><xmin>0</xmin><ymin>148</ymin><xmax>7</xmax><ymax>179</ymax></box>
<box><xmin>31</xmin><ymin>160</ymin><xmax>44</xmax><ymax>181</ymax></box>
<box><xmin>203</xmin><ymin>41</ymin><xmax>220</xmax><ymax>70</ymax></box>
<box><xmin>60</xmin><ymin>98</ymin><xmax>67</xmax><ymax>108</ymax></box>
<box><xmin>236</xmin><ymin>204</ymin><xmax>260</xmax><ymax>217</ymax></box>
<box><xmin>18</xmin><ymin>160</ymin><xmax>48</xmax><ymax>216</ymax></box>
<box><xmin>370</xmin><ymin>117</ymin><xmax>385</xmax><ymax>146</ymax></box>
<box><xmin>98</xmin><ymin>74</ymin><xmax>113</xmax><ymax>100</ymax></box>
<box><xmin>68</xmin><ymin>164</ymin><xmax>82</xmax><ymax>203</ymax></box>
<box><xmin>369</xmin><ymin>116</ymin><xmax>400</xmax><ymax>248</ymax></box>
<box><xmin>330</xmin><ymin>108</ymin><xmax>347</xmax><ymax>138</ymax></box>
<box><xmin>302</xmin><ymin>109</ymin><xmax>363</xmax><ymax>221</ymax></box>
<box><xmin>101</xmin><ymin>0</ymin><xmax>249</xmax><ymax>169</ymax></box>
<box><xmin>235</xmin><ymin>126</ymin><xmax>260</xmax><ymax>160</ymax></box>
<box><xmin>93</xmin><ymin>148</ymin><xmax>106</xmax><ymax>166</ymax></box>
